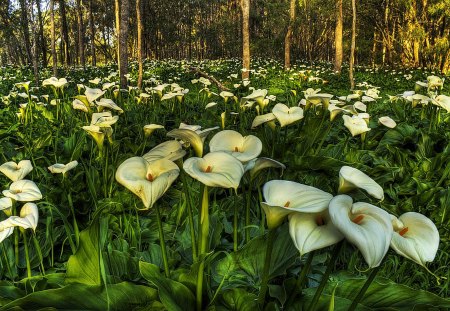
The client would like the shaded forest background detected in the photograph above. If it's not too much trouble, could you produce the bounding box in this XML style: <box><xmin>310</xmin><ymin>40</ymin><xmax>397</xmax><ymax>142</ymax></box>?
<box><xmin>0</xmin><ymin>0</ymin><xmax>449</xmax><ymax>73</ymax></box>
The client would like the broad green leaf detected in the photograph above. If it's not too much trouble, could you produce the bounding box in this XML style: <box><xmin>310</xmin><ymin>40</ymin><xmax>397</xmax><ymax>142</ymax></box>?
<box><xmin>218</xmin><ymin>288</ymin><xmax>259</xmax><ymax>310</ymax></box>
<box><xmin>0</xmin><ymin>282</ymin><xmax>158</xmax><ymax>310</ymax></box>
<box><xmin>139</xmin><ymin>261</ymin><xmax>195</xmax><ymax>311</ymax></box>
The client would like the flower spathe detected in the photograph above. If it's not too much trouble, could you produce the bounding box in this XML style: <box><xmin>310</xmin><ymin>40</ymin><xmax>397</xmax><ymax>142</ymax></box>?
<box><xmin>289</xmin><ymin>210</ymin><xmax>344</xmax><ymax>256</ymax></box>
<box><xmin>390</xmin><ymin>212</ymin><xmax>439</xmax><ymax>267</ymax></box>
<box><xmin>378</xmin><ymin>116</ymin><xmax>397</xmax><ymax>128</ymax></box>
<box><xmin>0</xmin><ymin>197</ymin><xmax>12</xmax><ymax>216</ymax></box>
<box><xmin>338</xmin><ymin>166</ymin><xmax>384</xmax><ymax>200</ymax></box>
<box><xmin>143</xmin><ymin>140</ymin><xmax>186</xmax><ymax>163</ymax></box>
<box><xmin>261</xmin><ymin>180</ymin><xmax>333</xmax><ymax>229</ymax></box>
<box><xmin>3</xmin><ymin>180</ymin><xmax>42</xmax><ymax>202</ymax></box>
<box><xmin>48</xmin><ymin>160</ymin><xmax>78</xmax><ymax>175</ymax></box>
<box><xmin>209</xmin><ymin>130</ymin><xmax>262</xmax><ymax>163</ymax></box>
<box><xmin>116</xmin><ymin>157</ymin><xmax>180</xmax><ymax>209</ymax></box>
<box><xmin>342</xmin><ymin>115</ymin><xmax>371</xmax><ymax>137</ymax></box>
<box><xmin>0</xmin><ymin>160</ymin><xmax>33</xmax><ymax>181</ymax></box>
<box><xmin>0</xmin><ymin>203</ymin><xmax>39</xmax><ymax>231</ymax></box>
<box><xmin>183</xmin><ymin>152</ymin><xmax>244</xmax><ymax>189</ymax></box>
<box><xmin>329</xmin><ymin>195</ymin><xmax>392</xmax><ymax>268</ymax></box>
<box><xmin>271</xmin><ymin>104</ymin><xmax>304</xmax><ymax>127</ymax></box>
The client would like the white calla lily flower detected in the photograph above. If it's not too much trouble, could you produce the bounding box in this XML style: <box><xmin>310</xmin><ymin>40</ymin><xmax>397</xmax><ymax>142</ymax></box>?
<box><xmin>289</xmin><ymin>211</ymin><xmax>344</xmax><ymax>256</ymax></box>
<box><xmin>0</xmin><ymin>226</ymin><xmax>14</xmax><ymax>243</ymax></box>
<box><xmin>251</xmin><ymin>113</ymin><xmax>277</xmax><ymax>129</ymax></box>
<box><xmin>272</xmin><ymin>104</ymin><xmax>304</xmax><ymax>127</ymax></box>
<box><xmin>48</xmin><ymin>161</ymin><xmax>78</xmax><ymax>175</ymax></box>
<box><xmin>183</xmin><ymin>152</ymin><xmax>244</xmax><ymax>189</ymax></box>
<box><xmin>432</xmin><ymin>95</ymin><xmax>450</xmax><ymax>112</ymax></box>
<box><xmin>261</xmin><ymin>180</ymin><xmax>333</xmax><ymax>229</ymax></box>
<box><xmin>378</xmin><ymin>116</ymin><xmax>397</xmax><ymax>128</ymax></box>
<box><xmin>390</xmin><ymin>212</ymin><xmax>439</xmax><ymax>267</ymax></box>
<box><xmin>209</xmin><ymin>130</ymin><xmax>262</xmax><ymax>163</ymax></box>
<box><xmin>0</xmin><ymin>160</ymin><xmax>33</xmax><ymax>181</ymax></box>
<box><xmin>85</xmin><ymin>86</ymin><xmax>105</xmax><ymax>103</ymax></box>
<box><xmin>143</xmin><ymin>124</ymin><xmax>165</xmax><ymax>137</ymax></box>
<box><xmin>342</xmin><ymin>115</ymin><xmax>371</xmax><ymax>137</ymax></box>
<box><xmin>338</xmin><ymin>166</ymin><xmax>384</xmax><ymax>200</ymax></box>
<box><xmin>143</xmin><ymin>141</ymin><xmax>186</xmax><ymax>163</ymax></box>
<box><xmin>96</xmin><ymin>98</ymin><xmax>123</xmax><ymax>113</ymax></box>
<box><xmin>90</xmin><ymin>112</ymin><xmax>119</xmax><ymax>127</ymax></box>
<box><xmin>329</xmin><ymin>195</ymin><xmax>392</xmax><ymax>268</ymax></box>
<box><xmin>72</xmin><ymin>99</ymin><xmax>89</xmax><ymax>112</ymax></box>
<box><xmin>0</xmin><ymin>197</ymin><xmax>13</xmax><ymax>216</ymax></box>
<box><xmin>43</xmin><ymin>77</ymin><xmax>68</xmax><ymax>89</ymax></box>
<box><xmin>116</xmin><ymin>157</ymin><xmax>180</xmax><ymax>209</ymax></box>
<box><xmin>3</xmin><ymin>180</ymin><xmax>42</xmax><ymax>202</ymax></box>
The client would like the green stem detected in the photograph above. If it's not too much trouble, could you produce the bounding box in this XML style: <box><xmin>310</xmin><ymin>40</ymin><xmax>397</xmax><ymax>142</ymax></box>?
<box><xmin>67</xmin><ymin>190</ymin><xmax>79</xmax><ymax>248</ymax></box>
<box><xmin>182</xmin><ymin>172</ymin><xmax>198</xmax><ymax>261</ymax></box>
<box><xmin>197</xmin><ymin>185</ymin><xmax>209</xmax><ymax>311</ymax></box>
<box><xmin>155</xmin><ymin>204</ymin><xmax>170</xmax><ymax>278</ymax></box>
<box><xmin>22</xmin><ymin>230</ymin><xmax>32</xmax><ymax>278</ymax></box>
<box><xmin>286</xmin><ymin>250</ymin><xmax>316</xmax><ymax>307</ymax></box>
<box><xmin>307</xmin><ymin>242</ymin><xmax>343</xmax><ymax>311</ymax></box>
<box><xmin>347</xmin><ymin>265</ymin><xmax>381</xmax><ymax>311</ymax></box>
<box><xmin>314</xmin><ymin>123</ymin><xmax>332</xmax><ymax>155</ymax></box>
<box><xmin>257</xmin><ymin>228</ymin><xmax>276</xmax><ymax>306</ymax></box>
<box><xmin>245</xmin><ymin>182</ymin><xmax>252</xmax><ymax>243</ymax></box>
<box><xmin>33</xmin><ymin>235</ymin><xmax>46</xmax><ymax>275</ymax></box>
<box><xmin>1</xmin><ymin>243</ymin><xmax>14</xmax><ymax>279</ymax></box>
<box><xmin>233</xmin><ymin>196</ymin><xmax>238</xmax><ymax>252</ymax></box>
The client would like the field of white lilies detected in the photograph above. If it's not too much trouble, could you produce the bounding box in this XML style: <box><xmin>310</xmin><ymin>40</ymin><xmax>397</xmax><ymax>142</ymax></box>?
<box><xmin>0</xmin><ymin>59</ymin><xmax>449</xmax><ymax>310</ymax></box>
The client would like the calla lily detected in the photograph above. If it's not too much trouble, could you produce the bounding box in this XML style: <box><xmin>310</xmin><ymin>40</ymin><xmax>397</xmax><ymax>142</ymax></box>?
<box><xmin>240</xmin><ymin>89</ymin><xmax>268</xmax><ymax>107</ymax></box>
<box><xmin>289</xmin><ymin>210</ymin><xmax>344</xmax><ymax>256</ymax></box>
<box><xmin>143</xmin><ymin>140</ymin><xmax>186</xmax><ymax>163</ymax></box>
<box><xmin>82</xmin><ymin>125</ymin><xmax>105</xmax><ymax>149</ymax></box>
<box><xmin>390</xmin><ymin>212</ymin><xmax>439</xmax><ymax>267</ymax></box>
<box><xmin>143</xmin><ymin>124</ymin><xmax>165</xmax><ymax>138</ymax></box>
<box><xmin>96</xmin><ymin>98</ymin><xmax>123</xmax><ymax>113</ymax></box>
<box><xmin>116</xmin><ymin>157</ymin><xmax>180</xmax><ymax>209</ymax></box>
<box><xmin>43</xmin><ymin>77</ymin><xmax>68</xmax><ymax>89</ymax></box>
<box><xmin>89</xmin><ymin>77</ymin><xmax>101</xmax><ymax>85</ymax></box>
<box><xmin>209</xmin><ymin>130</ymin><xmax>262</xmax><ymax>163</ymax></box>
<box><xmin>0</xmin><ymin>160</ymin><xmax>33</xmax><ymax>181</ymax></box>
<box><xmin>329</xmin><ymin>195</ymin><xmax>393</xmax><ymax>268</ymax></box>
<box><xmin>0</xmin><ymin>203</ymin><xmax>39</xmax><ymax>231</ymax></box>
<box><xmin>272</xmin><ymin>103</ymin><xmax>304</xmax><ymax>127</ymax></box>
<box><xmin>261</xmin><ymin>180</ymin><xmax>333</xmax><ymax>229</ymax></box>
<box><xmin>432</xmin><ymin>95</ymin><xmax>450</xmax><ymax>112</ymax></box>
<box><xmin>342</xmin><ymin>115</ymin><xmax>371</xmax><ymax>137</ymax></box>
<box><xmin>251</xmin><ymin>113</ymin><xmax>277</xmax><ymax>129</ymax></box>
<box><xmin>220</xmin><ymin>91</ymin><xmax>235</xmax><ymax>103</ymax></box>
<box><xmin>72</xmin><ymin>98</ymin><xmax>89</xmax><ymax>112</ymax></box>
<box><xmin>85</xmin><ymin>86</ymin><xmax>105</xmax><ymax>103</ymax></box>
<box><xmin>167</xmin><ymin>128</ymin><xmax>203</xmax><ymax>157</ymax></box>
<box><xmin>354</xmin><ymin>101</ymin><xmax>367</xmax><ymax>112</ymax></box>
<box><xmin>90</xmin><ymin>112</ymin><xmax>119</xmax><ymax>127</ymax></box>
<box><xmin>427</xmin><ymin>75</ymin><xmax>444</xmax><ymax>90</ymax></box>
<box><xmin>0</xmin><ymin>197</ymin><xmax>12</xmax><ymax>216</ymax></box>
<box><xmin>378</xmin><ymin>116</ymin><xmax>397</xmax><ymax>128</ymax></box>
<box><xmin>246</xmin><ymin>157</ymin><xmax>286</xmax><ymax>180</ymax></box>
<box><xmin>48</xmin><ymin>160</ymin><xmax>78</xmax><ymax>175</ymax></box>
<box><xmin>205</xmin><ymin>102</ymin><xmax>218</xmax><ymax>109</ymax></box>
<box><xmin>183</xmin><ymin>152</ymin><xmax>244</xmax><ymax>189</ymax></box>
<box><xmin>0</xmin><ymin>226</ymin><xmax>14</xmax><ymax>243</ymax></box>
<box><xmin>338</xmin><ymin>166</ymin><xmax>384</xmax><ymax>200</ymax></box>
<box><xmin>305</xmin><ymin>93</ymin><xmax>333</xmax><ymax>109</ymax></box>
<box><xmin>3</xmin><ymin>180</ymin><xmax>42</xmax><ymax>202</ymax></box>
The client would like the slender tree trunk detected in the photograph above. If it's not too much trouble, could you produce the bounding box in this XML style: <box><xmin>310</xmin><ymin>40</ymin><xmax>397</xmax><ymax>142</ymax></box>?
<box><xmin>241</xmin><ymin>0</ymin><xmax>250</xmax><ymax>80</ymax></box>
<box><xmin>334</xmin><ymin>0</ymin><xmax>343</xmax><ymax>73</ymax></box>
<box><xmin>76</xmin><ymin>0</ymin><xmax>85</xmax><ymax>68</ymax></box>
<box><xmin>59</xmin><ymin>0</ymin><xmax>70</xmax><ymax>66</ymax></box>
<box><xmin>115</xmin><ymin>0</ymin><xmax>121</xmax><ymax>68</ymax></box>
<box><xmin>349</xmin><ymin>0</ymin><xmax>356</xmax><ymax>89</ymax></box>
<box><xmin>19</xmin><ymin>0</ymin><xmax>32</xmax><ymax>64</ymax></box>
<box><xmin>284</xmin><ymin>0</ymin><xmax>296</xmax><ymax>70</ymax></box>
<box><xmin>89</xmin><ymin>0</ymin><xmax>96</xmax><ymax>66</ymax></box>
<box><xmin>30</xmin><ymin>0</ymin><xmax>39</xmax><ymax>84</ymax></box>
<box><xmin>50</xmin><ymin>0</ymin><xmax>57</xmax><ymax>76</ymax></box>
<box><xmin>36</xmin><ymin>0</ymin><xmax>47</xmax><ymax>67</ymax></box>
<box><xmin>136</xmin><ymin>0</ymin><xmax>143</xmax><ymax>88</ymax></box>
<box><xmin>119</xmin><ymin>0</ymin><xmax>129</xmax><ymax>88</ymax></box>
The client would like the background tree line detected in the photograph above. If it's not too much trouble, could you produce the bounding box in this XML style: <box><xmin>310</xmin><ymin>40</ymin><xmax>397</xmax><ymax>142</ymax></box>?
<box><xmin>0</xmin><ymin>0</ymin><xmax>449</xmax><ymax>76</ymax></box>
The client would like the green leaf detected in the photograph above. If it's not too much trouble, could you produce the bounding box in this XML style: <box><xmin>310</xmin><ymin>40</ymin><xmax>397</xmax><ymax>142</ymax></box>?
<box><xmin>65</xmin><ymin>223</ymin><xmax>101</xmax><ymax>285</ymax></box>
<box><xmin>0</xmin><ymin>282</ymin><xmax>158</xmax><ymax>311</ymax></box>
<box><xmin>139</xmin><ymin>261</ymin><xmax>195</xmax><ymax>311</ymax></box>
<box><xmin>218</xmin><ymin>288</ymin><xmax>259</xmax><ymax>311</ymax></box>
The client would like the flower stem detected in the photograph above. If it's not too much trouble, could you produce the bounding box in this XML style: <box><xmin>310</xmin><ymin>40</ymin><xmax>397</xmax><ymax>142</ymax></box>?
<box><xmin>257</xmin><ymin>228</ymin><xmax>276</xmax><ymax>306</ymax></box>
<box><xmin>347</xmin><ymin>265</ymin><xmax>381</xmax><ymax>311</ymax></box>
<box><xmin>33</xmin><ymin>235</ymin><xmax>46</xmax><ymax>275</ymax></box>
<box><xmin>307</xmin><ymin>241</ymin><xmax>343</xmax><ymax>311</ymax></box>
<box><xmin>22</xmin><ymin>230</ymin><xmax>32</xmax><ymax>278</ymax></box>
<box><xmin>233</xmin><ymin>196</ymin><xmax>238</xmax><ymax>252</ymax></box>
<box><xmin>181</xmin><ymin>172</ymin><xmax>198</xmax><ymax>261</ymax></box>
<box><xmin>197</xmin><ymin>185</ymin><xmax>209</xmax><ymax>311</ymax></box>
<box><xmin>286</xmin><ymin>250</ymin><xmax>316</xmax><ymax>307</ymax></box>
<box><xmin>155</xmin><ymin>203</ymin><xmax>170</xmax><ymax>278</ymax></box>
<box><xmin>245</xmin><ymin>182</ymin><xmax>252</xmax><ymax>243</ymax></box>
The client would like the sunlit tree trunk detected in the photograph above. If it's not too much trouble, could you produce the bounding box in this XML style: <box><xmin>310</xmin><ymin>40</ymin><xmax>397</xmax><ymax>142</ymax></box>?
<box><xmin>59</xmin><ymin>0</ymin><xmax>70</xmax><ymax>66</ymax></box>
<box><xmin>50</xmin><ymin>0</ymin><xmax>57</xmax><ymax>76</ymax></box>
<box><xmin>136</xmin><ymin>0</ymin><xmax>143</xmax><ymax>88</ymax></box>
<box><xmin>36</xmin><ymin>0</ymin><xmax>47</xmax><ymax>68</ymax></box>
<box><xmin>30</xmin><ymin>0</ymin><xmax>39</xmax><ymax>84</ymax></box>
<box><xmin>115</xmin><ymin>0</ymin><xmax>121</xmax><ymax>67</ymax></box>
<box><xmin>334</xmin><ymin>0</ymin><xmax>343</xmax><ymax>73</ymax></box>
<box><xmin>89</xmin><ymin>0</ymin><xmax>96</xmax><ymax>66</ymax></box>
<box><xmin>19</xmin><ymin>0</ymin><xmax>32</xmax><ymax>64</ymax></box>
<box><xmin>284</xmin><ymin>0</ymin><xmax>296</xmax><ymax>70</ymax></box>
<box><xmin>76</xmin><ymin>0</ymin><xmax>85</xmax><ymax>68</ymax></box>
<box><xmin>241</xmin><ymin>0</ymin><xmax>250</xmax><ymax>80</ymax></box>
<box><xmin>119</xmin><ymin>0</ymin><xmax>129</xmax><ymax>88</ymax></box>
<box><xmin>349</xmin><ymin>0</ymin><xmax>356</xmax><ymax>90</ymax></box>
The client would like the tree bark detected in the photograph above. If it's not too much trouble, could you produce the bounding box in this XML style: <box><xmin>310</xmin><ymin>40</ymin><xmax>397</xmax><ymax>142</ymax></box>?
<box><xmin>89</xmin><ymin>0</ymin><xmax>96</xmax><ymax>66</ymax></box>
<box><xmin>334</xmin><ymin>0</ymin><xmax>343</xmax><ymax>73</ymax></box>
<box><xmin>35</xmin><ymin>0</ymin><xmax>47</xmax><ymax>67</ymax></box>
<box><xmin>349</xmin><ymin>0</ymin><xmax>356</xmax><ymax>90</ymax></box>
<box><xmin>136</xmin><ymin>0</ymin><xmax>143</xmax><ymax>89</ymax></box>
<box><xmin>284</xmin><ymin>0</ymin><xmax>296</xmax><ymax>70</ymax></box>
<box><xmin>19</xmin><ymin>0</ymin><xmax>32</xmax><ymax>64</ymax></box>
<box><xmin>119</xmin><ymin>0</ymin><xmax>129</xmax><ymax>88</ymax></box>
<box><xmin>241</xmin><ymin>0</ymin><xmax>250</xmax><ymax>80</ymax></box>
<box><xmin>115</xmin><ymin>0</ymin><xmax>121</xmax><ymax>68</ymax></box>
<box><xmin>76</xmin><ymin>0</ymin><xmax>85</xmax><ymax>68</ymax></box>
<box><xmin>59</xmin><ymin>0</ymin><xmax>70</xmax><ymax>66</ymax></box>
<box><xmin>50</xmin><ymin>0</ymin><xmax>57</xmax><ymax>76</ymax></box>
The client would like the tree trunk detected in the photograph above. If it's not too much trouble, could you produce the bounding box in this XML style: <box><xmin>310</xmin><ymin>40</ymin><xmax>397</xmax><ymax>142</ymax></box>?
<box><xmin>76</xmin><ymin>0</ymin><xmax>85</xmax><ymax>68</ymax></box>
<box><xmin>115</xmin><ymin>0</ymin><xmax>121</xmax><ymax>67</ymax></box>
<box><xmin>30</xmin><ymin>0</ymin><xmax>40</xmax><ymax>84</ymax></box>
<box><xmin>35</xmin><ymin>0</ymin><xmax>47</xmax><ymax>67</ymax></box>
<box><xmin>349</xmin><ymin>0</ymin><xmax>356</xmax><ymax>90</ymax></box>
<box><xmin>59</xmin><ymin>0</ymin><xmax>70</xmax><ymax>66</ymax></box>
<box><xmin>284</xmin><ymin>0</ymin><xmax>296</xmax><ymax>70</ymax></box>
<box><xmin>19</xmin><ymin>0</ymin><xmax>32</xmax><ymax>64</ymax></box>
<box><xmin>89</xmin><ymin>0</ymin><xmax>96</xmax><ymax>66</ymax></box>
<box><xmin>334</xmin><ymin>0</ymin><xmax>343</xmax><ymax>73</ymax></box>
<box><xmin>119</xmin><ymin>0</ymin><xmax>129</xmax><ymax>88</ymax></box>
<box><xmin>241</xmin><ymin>0</ymin><xmax>250</xmax><ymax>80</ymax></box>
<box><xmin>50</xmin><ymin>0</ymin><xmax>57</xmax><ymax>76</ymax></box>
<box><xmin>136</xmin><ymin>0</ymin><xmax>143</xmax><ymax>88</ymax></box>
